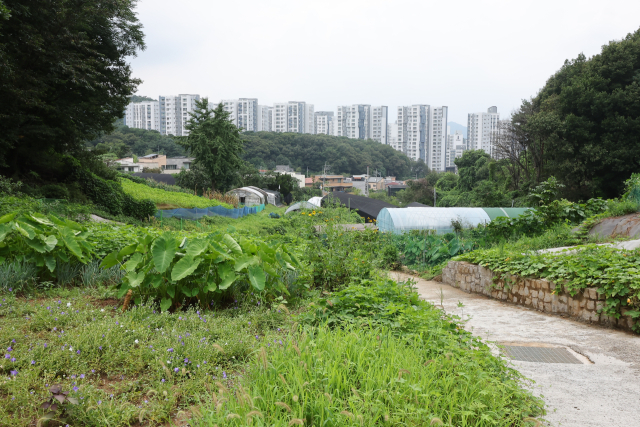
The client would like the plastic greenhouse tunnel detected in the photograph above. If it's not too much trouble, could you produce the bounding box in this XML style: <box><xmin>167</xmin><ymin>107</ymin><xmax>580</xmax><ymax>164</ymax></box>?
<box><xmin>376</xmin><ymin>207</ymin><xmax>531</xmax><ymax>234</ymax></box>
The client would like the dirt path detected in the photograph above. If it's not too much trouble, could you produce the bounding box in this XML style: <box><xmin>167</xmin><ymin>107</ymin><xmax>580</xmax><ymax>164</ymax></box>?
<box><xmin>390</xmin><ymin>272</ymin><xmax>640</xmax><ymax>427</ymax></box>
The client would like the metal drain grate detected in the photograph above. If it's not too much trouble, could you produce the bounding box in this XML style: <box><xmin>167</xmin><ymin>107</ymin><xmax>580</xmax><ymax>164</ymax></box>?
<box><xmin>501</xmin><ymin>345</ymin><xmax>583</xmax><ymax>364</ymax></box>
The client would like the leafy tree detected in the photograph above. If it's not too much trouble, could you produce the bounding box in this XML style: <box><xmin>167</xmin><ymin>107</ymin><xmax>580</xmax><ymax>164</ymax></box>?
<box><xmin>178</xmin><ymin>100</ymin><xmax>244</xmax><ymax>192</ymax></box>
<box><xmin>88</xmin><ymin>125</ymin><xmax>186</xmax><ymax>157</ymax></box>
<box><xmin>511</xmin><ymin>27</ymin><xmax>640</xmax><ymax>199</ymax></box>
<box><xmin>454</xmin><ymin>150</ymin><xmax>492</xmax><ymax>191</ymax></box>
<box><xmin>0</xmin><ymin>0</ymin><xmax>145</xmax><ymax>173</ymax></box>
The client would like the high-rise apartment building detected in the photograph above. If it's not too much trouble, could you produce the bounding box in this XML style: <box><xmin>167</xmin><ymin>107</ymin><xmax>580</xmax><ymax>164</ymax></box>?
<box><xmin>124</xmin><ymin>101</ymin><xmax>160</xmax><ymax>131</ymax></box>
<box><xmin>258</xmin><ymin>105</ymin><xmax>273</xmax><ymax>132</ymax></box>
<box><xmin>335</xmin><ymin>105</ymin><xmax>388</xmax><ymax>143</ymax></box>
<box><xmin>427</xmin><ymin>106</ymin><xmax>448</xmax><ymax>171</ymax></box>
<box><xmin>371</xmin><ymin>106</ymin><xmax>388</xmax><ymax>144</ymax></box>
<box><xmin>388</xmin><ymin>121</ymin><xmax>399</xmax><ymax>150</ymax></box>
<box><xmin>446</xmin><ymin>130</ymin><xmax>466</xmax><ymax>169</ymax></box>
<box><xmin>222</xmin><ymin>98</ymin><xmax>258</xmax><ymax>132</ymax></box>
<box><xmin>467</xmin><ymin>106</ymin><xmax>499</xmax><ymax>157</ymax></box>
<box><xmin>397</xmin><ymin>105</ymin><xmax>429</xmax><ymax>162</ymax></box>
<box><xmin>271</xmin><ymin>101</ymin><xmax>314</xmax><ymax>134</ymax></box>
<box><xmin>314</xmin><ymin>111</ymin><xmax>334</xmax><ymax>135</ymax></box>
<box><xmin>159</xmin><ymin>94</ymin><xmax>200</xmax><ymax>136</ymax></box>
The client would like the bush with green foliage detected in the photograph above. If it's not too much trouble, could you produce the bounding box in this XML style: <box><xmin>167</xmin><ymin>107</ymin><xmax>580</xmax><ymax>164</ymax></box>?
<box><xmin>120</xmin><ymin>178</ymin><xmax>231</xmax><ymax>209</ymax></box>
<box><xmin>100</xmin><ymin>230</ymin><xmax>301</xmax><ymax>311</ymax></box>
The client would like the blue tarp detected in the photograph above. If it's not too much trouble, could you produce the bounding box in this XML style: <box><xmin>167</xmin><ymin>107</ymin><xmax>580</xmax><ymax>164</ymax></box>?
<box><xmin>155</xmin><ymin>204</ymin><xmax>265</xmax><ymax>220</ymax></box>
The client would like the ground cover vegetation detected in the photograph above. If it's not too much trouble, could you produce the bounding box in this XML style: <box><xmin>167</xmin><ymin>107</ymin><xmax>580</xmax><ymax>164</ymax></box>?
<box><xmin>0</xmin><ymin>198</ymin><xmax>547</xmax><ymax>426</ymax></box>
<box><xmin>120</xmin><ymin>178</ymin><xmax>232</xmax><ymax>210</ymax></box>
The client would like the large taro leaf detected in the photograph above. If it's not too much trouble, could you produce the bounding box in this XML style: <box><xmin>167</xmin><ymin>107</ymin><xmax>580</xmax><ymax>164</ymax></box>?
<box><xmin>117</xmin><ymin>243</ymin><xmax>138</xmax><ymax>261</ymax></box>
<box><xmin>185</xmin><ymin>239</ymin><xmax>208</xmax><ymax>257</ymax></box>
<box><xmin>151</xmin><ymin>235</ymin><xmax>177</xmax><ymax>273</ymax></box>
<box><xmin>0</xmin><ymin>213</ymin><xmax>17</xmax><ymax>224</ymax></box>
<box><xmin>0</xmin><ymin>224</ymin><xmax>10</xmax><ymax>242</ymax></box>
<box><xmin>222</xmin><ymin>234</ymin><xmax>242</xmax><ymax>255</ymax></box>
<box><xmin>28</xmin><ymin>213</ymin><xmax>54</xmax><ymax>226</ymax></box>
<box><xmin>25</xmin><ymin>236</ymin><xmax>47</xmax><ymax>253</ymax></box>
<box><xmin>217</xmin><ymin>262</ymin><xmax>236</xmax><ymax>290</ymax></box>
<box><xmin>160</xmin><ymin>298</ymin><xmax>172</xmax><ymax>312</ymax></box>
<box><xmin>125</xmin><ymin>270</ymin><xmax>145</xmax><ymax>288</ymax></box>
<box><xmin>234</xmin><ymin>254</ymin><xmax>258</xmax><ymax>272</ymax></box>
<box><xmin>100</xmin><ymin>250</ymin><xmax>120</xmax><ymax>269</ymax></box>
<box><xmin>123</xmin><ymin>253</ymin><xmax>143</xmax><ymax>273</ymax></box>
<box><xmin>171</xmin><ymin>255</ymin><xmax>201</xmax><ymax>282</ymax></box>
<box><xmin>247</xmin><ymin>264</ymin><xmax>266</xmax><ymax>291</ymax></box>
<box><xmin>60</xmin><ymin>227</ymin><xmax>84</xmax><ymax>259</ymax></box>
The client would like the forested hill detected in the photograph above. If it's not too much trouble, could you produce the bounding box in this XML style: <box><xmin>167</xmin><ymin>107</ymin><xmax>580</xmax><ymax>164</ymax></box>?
<box><xmin>242</xmin><ymin>132</ymin><xmax>417</xmax><ymax>178</ymax></box>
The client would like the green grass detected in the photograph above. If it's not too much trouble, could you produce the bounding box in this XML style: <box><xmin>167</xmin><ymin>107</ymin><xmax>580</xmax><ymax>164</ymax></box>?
<box><xmin>120</xmin><ymin>179</ymin><xmax>232</xmax><ymax>209</ymax></box>
<box><xmin>0</xmin><ymin>286</ymin><xmax>292</xmax><ymax>426</ymax></box>
<box><xmin>198</xmin><ymin>278</ymin><xmax>544</xmax><ymax>426</ymax></box>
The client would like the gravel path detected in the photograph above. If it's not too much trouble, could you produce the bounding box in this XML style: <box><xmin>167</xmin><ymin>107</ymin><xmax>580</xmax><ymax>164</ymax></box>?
<box><xmin>390</xmin><ymin>272</ymin><xmax>640</xmax><ymax>427</ymax></box>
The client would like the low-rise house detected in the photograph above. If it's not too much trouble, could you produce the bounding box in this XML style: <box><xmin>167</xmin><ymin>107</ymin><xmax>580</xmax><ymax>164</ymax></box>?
<box><xmin>162</xmin><ymin>156</ymin><xmax>194</xmax><ymax>174</ymax></box>
<box><xmin>139</xmin><ymin>154</ymin><xmax>167</xmax><ymax>169</ymax></box>
<box><xmin>115</xmin><ymin>161</ymin><xmax>141</xmax><ymax>173</ymax></box>
<box><xmin>313</xmin><ymin>175</ymin><xmax>353</xmax><ymax>192</ymax></box>
<box><xmin>368</xmin><ymin>177</ymin><xmax>385</xmax><ymax>191</ymax></box>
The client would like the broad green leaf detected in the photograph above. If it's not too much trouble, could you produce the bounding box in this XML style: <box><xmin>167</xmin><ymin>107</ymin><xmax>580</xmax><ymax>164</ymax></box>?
<box><xmin>185</xmin><ymin>239</ymin><xmax>208</xmax><ymax>257</ymax></box>
<box><xmin>257</xmin><ymin>250</ymin><xmax>275</xmax><ymax>264</ymax></box>
<box><xmin>14</xmin><ymin>222</ymin><xmax>36</xmax><ymax>239</ymax></box>
<box><xmin>247</xmin><ymin>265</ymin><xmax>266</xmax><ymax>291</ymax></box>
<box><xmin>219</xmin><ymin>272</ymin><xmax>236</xmax><ymax>290</ymax></box>
<box><xmin>43</xmin><ymin>235</ymin><xmax>57</xmax><ymax>252</ymax></box>
<box><xmin>125</xmin><ymin>270</ymin><xmax>145</xmax><ymax>288</ymax></box>
<box><xmin>60</xmin><ymin>227</ymin><xmax>84</xmax><ymax>259</ymax></box>
<box><xmin>25</xmin><ymin>236</ymin><xmax>47</xmax><ymax>253</ymax></box>
<box><xmin>239</xmin><ymin>238</ymin><xmax>257</xmax><ymax>254</ymax></box>
<box><xmin>217</xmin><ymin>262</ymin><xmax>236</xmax><ymax>290</ymax></box>
<box><xmin>180</xmin><ymin>237</ymin><xmax>187</xmax><ymax>248</ymax></box>
<box><xmin>0</xmin><ymin>224</ymin><xmax>9</xmax><ymax>242</ymax></box>
<box><xmin>44</xmin><ymin>254</ymin><xmax>56</xmax><ymax>273</ymax></box>
<box><xmin>263</xmin><ymin>262</ymin><xmax>278</xmax><ymax>277</ymax></box>
<box><xmin>147</xmin><ymin>274</ymin><xmax>163</xmax><ymax>289</ymax></box>
<box><xmin>0</xmin><ymin>213</ymin><xmax>17</xmax><ymax>224</ymax></box>
<box><xmin>209</xmin><ymin>241</ymin><xmax>228</xmax><ymax>254</ymax></box>
<box><xmin>124</xmin><ymin>253</ymin><xmax>143</xmax><ymax>273</ymax></box>
<box><xmin>100</xmin><ymin>250</ymin><xmax>120</xmax><ymax>269</ymax></box>
<box><xmin>160</xmin><ymin>298</ymin><xmax>172</xmax><ymax>312</ymax></box>
<box><xmin>171</xmin><ymin>255</ymin><xmax>201</xmax><ymax>282</ymax></box>
<box><xmin>234</xmin><ymin>255</ymin><xmax>258</xmax><ymax>272</ymax></box>
<box><xmin>0</xmin><ymin>256</ymin><xmax>5</xmax><ymax>265</ymax></box>
<box><xmin>117</xmin><ymin>284</ymin><xmax>130</xmax><ymax>298</ymax></box>
<box><xmin>151</xmin><ymin>234</ymin><xmax>177</xmax><ymax>273</ymax></box>
<box><xmin>222</xmin><ymin>234</ymin><xmax>242</xmax><ymax>254</ymax></box>
<box><xmin>28</xmin><ymin>213</ymin><xmax>53</xmax><ymax>226</ymax></box>
<box><xmin>166</xmin><ymin>285</ymin><xmax>175</xmax><ymax>299</ymax></box>
<box><xmin>117</xmin><ymin>243</ymin><xmax>138</xmax><ymax>261</ymax></box>
<box><xmin>206</xmin><ymin>275</ymin><xmax>217</xmax><ymax>292</ymax></box>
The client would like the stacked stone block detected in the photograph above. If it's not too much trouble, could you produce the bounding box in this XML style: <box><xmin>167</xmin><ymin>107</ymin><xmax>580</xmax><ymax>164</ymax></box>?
<box><xmin>441</xmin><ymin>261</ymin><xmax>634</xmax><ymax>332</ymax></box>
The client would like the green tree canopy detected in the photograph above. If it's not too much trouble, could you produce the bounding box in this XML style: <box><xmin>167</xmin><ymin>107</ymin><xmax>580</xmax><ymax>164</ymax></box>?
<box><xmin>178</xmin><ymin>100</ymin><xmax>244</xmax><ymax>192</ymax></box>
<box><xmin>0</xmin><ymin>0</ymin><xmax>145</xmax><ymax>174</ymax></box>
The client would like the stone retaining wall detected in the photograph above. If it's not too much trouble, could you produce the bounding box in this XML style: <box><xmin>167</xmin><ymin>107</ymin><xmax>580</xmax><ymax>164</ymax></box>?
<box><xmin>441</xmin><ymin>261</ymin><xmax>635</xmax><ymax>332</ymax></box>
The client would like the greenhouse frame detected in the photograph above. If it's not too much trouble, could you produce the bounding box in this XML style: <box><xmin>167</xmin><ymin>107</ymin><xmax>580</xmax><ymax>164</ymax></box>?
<box><xmin>377</xmin><ymin>207</ymin><xmax>531</xmax><ymax>234</ymax></box>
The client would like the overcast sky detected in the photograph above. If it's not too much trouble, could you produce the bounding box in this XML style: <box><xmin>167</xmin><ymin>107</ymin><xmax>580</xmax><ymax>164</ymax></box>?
<box><xmin>129</xmin><ymin>0</ymin><xmax>640</xmax><ymax>126</ymax></box>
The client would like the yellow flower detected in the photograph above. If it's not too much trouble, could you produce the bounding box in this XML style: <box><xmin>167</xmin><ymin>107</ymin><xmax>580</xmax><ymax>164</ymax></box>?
<box><xmin>628</xmin><ymin>298</ymin><xmax>632</xmax><ymax>304</ymax></box>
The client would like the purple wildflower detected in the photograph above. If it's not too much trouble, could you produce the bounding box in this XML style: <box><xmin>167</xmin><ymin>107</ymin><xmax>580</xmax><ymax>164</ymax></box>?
<box><xmin>73</xmin><ymin>386</ymin><xmax>79</xmax><ymax>392</ymax></box>
<box><xmin>31</xmin><ymin>360</ymin><xmax>35</xmax><ymax>365</ymax></box>
<box><xmin>167</xmin><ymin>348</ymin><xmax>174</xmax><ymax>352</ymax></box>
<box><xmin>10</xmin><ymin>370</ymin><xmax>17</xmax><ymax>376</ymax></box>
<box><xmin>174</xmin><ymin>368</ymin><xmax>179</xmax><ymax>372</ymax></box>
<box><xmin>223</xmin><ymin>371</ymin><xmax>227</xmax><ymax>379</ymax></box>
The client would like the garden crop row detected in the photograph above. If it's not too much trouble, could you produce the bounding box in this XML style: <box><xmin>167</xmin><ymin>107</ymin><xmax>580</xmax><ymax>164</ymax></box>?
<box><xmin>120</xmin><ymin>179</ymin><xmax>232</xmax><ymax>209</ymax></box>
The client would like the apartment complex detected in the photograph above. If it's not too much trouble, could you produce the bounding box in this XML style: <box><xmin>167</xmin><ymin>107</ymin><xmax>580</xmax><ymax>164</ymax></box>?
<box><xmin>427</xmin><ymin>106</ymin><xmax>448</xmax><ymax>171</ymax></box>
<box><xmin>272</xmin><ymin>101</ymin><xmax>315</xmax><ymax>134</ymax></box>
<box><xmin>314</xmin><ymin>111</ymin><xmax>334</xmax><ymax>135</ymax></box>
<box><xmin>159</xmin><ymin>94</ymin><xmax>200</xmax><ymax>136</ymax></box>
<box><xmin>467</xmin><ymin>106</ymin><xmax>500</xmax><ymax>157</ymax></box>
<box><xmin>222</xmin><ymin>98</ymin><xmax>259</xmax><ymax>132</ymax></box>
<box><xmin>397</xmin><ymin>105</ymin><xmax>428</xmax><ymax>162</ymax></box>
<box><xmin>124</xmin><ymin>101</ymin><xmax>160</xmax><ymax>131</ymax></box>
<box><xmin>258</xmin><ymin>105</ymin><xmax>273</xmax><ymax>132</ymax></box>
<box><xmin>334</xmin><ymin>105</ymin><xmax>388</xmax><ymax>143</ymax></box>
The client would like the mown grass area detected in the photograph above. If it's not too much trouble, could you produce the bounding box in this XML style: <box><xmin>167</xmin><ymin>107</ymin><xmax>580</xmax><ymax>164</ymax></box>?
<box><xmin>120</xmin><ymin>179</ymin><xmax>232</xmax><ymax>210</ymax></box>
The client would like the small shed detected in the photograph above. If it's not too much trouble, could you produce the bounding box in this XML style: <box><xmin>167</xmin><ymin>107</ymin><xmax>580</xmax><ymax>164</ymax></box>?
<box><xmin>387</xmin><ymin>185</ymin><xmax>407</xmax><ymax>197</ymax></box>
<box><xmin>227</xmin><ymin>187</ymin><xmax>266</xmax><ymax>206</ymax></box>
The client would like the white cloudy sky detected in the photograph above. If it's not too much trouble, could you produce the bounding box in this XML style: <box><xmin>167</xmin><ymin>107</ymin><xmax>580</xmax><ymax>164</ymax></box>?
<box><xmin>129</xmin><ymin>0</ymin><xmax>640</xmax><ymax>125</ymax></box>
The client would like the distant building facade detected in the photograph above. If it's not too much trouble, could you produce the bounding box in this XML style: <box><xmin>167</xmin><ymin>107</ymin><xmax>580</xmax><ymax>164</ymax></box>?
<box><xmin>222</xmin><ymin>98</ymin><xmax>259</xmax><ymax>132</ymax></box>
<box><xmin>314</xmin><ymin>111</ymin><xmax>334</xmax><ymax>135</ymax></box>
<box><xmin>272</xmin><ymin>101</ymin><xmax>315</xmax><ymax>134</ymax></box>
<box><xmin>467</xmin><ymin>106</ymin><xmax>500</xmax><ymax>157</ymax></box>
<box><xmin>446</xmin><ymin>130</ymin><xmax>466</xmax><ymax>169</ymax></box>
<box><xmin>427</xmin><ymin>106</ymin><xmax>448</xmax><ymax>171</ymax></box>
<box><xmin>258</xmin><ymin>105</ymin><xmax>273</xmax><ymax>132</ymax></box>
<box><xmin>124</xmin><ymin>101</ymin><xmax>160</xmax><ymax>131</ymax></box>
<box><xmin>159</xmin><ymin>94</ymin><xmax>200</xmax><ymax>136</ymax></box>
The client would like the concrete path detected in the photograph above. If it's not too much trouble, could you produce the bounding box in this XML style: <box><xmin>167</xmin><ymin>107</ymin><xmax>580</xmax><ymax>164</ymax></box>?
<box><xmin>390</xmin><ymin>272</ymin><xmax>640</xmax><ymax>427</ymax></box>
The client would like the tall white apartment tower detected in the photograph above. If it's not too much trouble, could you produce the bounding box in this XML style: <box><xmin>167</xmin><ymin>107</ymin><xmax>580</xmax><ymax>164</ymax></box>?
<box><xmin>336</xmin><ymin>105</ymin><xmax>388</xmax><ymax>141</ymax></box>
<box><xmin>222</xmin><ymin>98</ymin><xmax>258</xmax><ymax>132</ymax></box>
<box><xmin>257</xmin><ymin>105</ymin><xmax>273</xmax><ymax>132</ymax></box>
<box><xmin>271</xmin><ymin>102</ymin><xmax>315</xmax><ymax>134</ymax></box>
<box><xmin>467</xmin><ymin>106</ymin><xmax>500</xmax><ymax>157</ymax></box>
<box><xmin>388</xmin><ymin>121</ymin><xmax>399</xmax><ymax>150</ymax></box>
<box><xmin>124</xmin><ymin>101</ymin><xmax>160</xmax><ymax>131</ymax></box>
<box><xmin>397</xmin><ymin>105</ymin><xmax>429</xmax><ymax>162</ymax></box>
<box><xmin>314</xmin><ymin>111</ymin><xmax>334</xmax><ymax>135</ymax></box>
<box><xmin>427</xmin><ymin>106</ymin><xmax>448</xmax><ymax>171</ymax></box>
<box><xmin>159</xmin><ymin>94</ymin><xmax>200</xmax><ymax>136</ymax></box>
<box><xmin>371</xmin><ymin>106</ymin><xmax>388</xmax><ymax>144</ymax></box>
